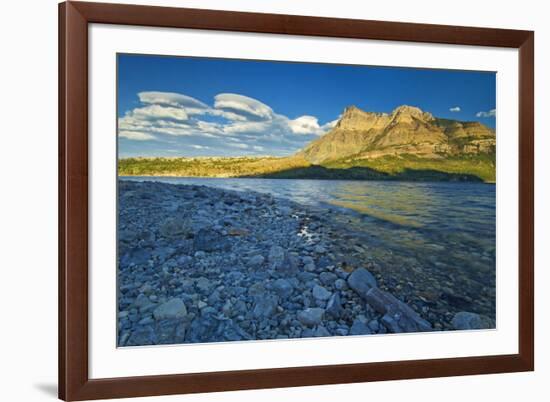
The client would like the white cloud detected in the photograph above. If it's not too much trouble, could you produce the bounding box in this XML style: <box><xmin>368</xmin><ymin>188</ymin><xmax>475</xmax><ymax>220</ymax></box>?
<box><xmin>288</xmin><ymin>115</ymin><xmax>321</xmax><ymax>135</ymax></box>
<box><xmin>287</xmin><ymin>115</ymin><xmax>339</xmax><ymax>135</ymax></box>
<box><xmin>214</xmin><ymin>93</ymin><xmax>274</xmax><ymax>121</ymax></box>
<box><xmin>131</xmin><ymin>105</ymin><xmax>189</xmax><ymax>121</ymax></box>
<box><xmin>119</xmin><ymin>114</ymin><xmax>196</xmax><ymax>136</ymax></box>
<box><xmin>138</xmin><ymin>91</ymin><xmax>208</xmax><ymax>110</ymax></box>
<box><xmin>223</xmin><ymin>121</ymin><xmax>270</xmax><ymax>135</ymax></box>
<box><xmin>227</xmin><ymin>143</ymin><xmax>250</xmax><ymax>149</ymax></box>
<box><xmin>209</xmin><ymin>109</ymin><xmax>248</xmax><ymax>121</ymax></box>
<box><xmin>321</xmin><ymin>118</ymin><xmax>339</xmax><ymax>131</ymax></box>
<box><xmin>119</xmin><ymin>91</ymin><xmax>338</xmax><ymax>156</ymax></box>
<box><xmin>118</xmin><ymin>130</ymin><xmax>156</xmax><ymax>141</ymax></box>
<box><xmin>449</xmin><ymin>106</ymin><xmax>461</xmax><ymax>112</ymax></box>
<box><xmin>476</xmin><ymin>108</ymin><xmax>496</xmax><ymax>118</ymax></box>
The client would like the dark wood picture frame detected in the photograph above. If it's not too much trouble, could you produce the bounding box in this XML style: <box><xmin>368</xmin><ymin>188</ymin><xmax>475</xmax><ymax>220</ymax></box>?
<box><xmin>59</xmin><ymin>1</ymin><xmax>534</xmax><ymax>400</ymax></box>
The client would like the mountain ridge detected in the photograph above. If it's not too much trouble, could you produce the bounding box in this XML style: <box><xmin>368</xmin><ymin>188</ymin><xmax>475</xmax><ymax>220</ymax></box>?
<box><xmin>299</xmin><ymin>104</ymin><xmax>495</xmax><ymax>164</ymax></box>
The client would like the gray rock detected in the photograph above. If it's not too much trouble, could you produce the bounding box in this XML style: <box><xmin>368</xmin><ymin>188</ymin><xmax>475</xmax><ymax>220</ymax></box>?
<box><xmin>221</xmin><ymin>319</ymin><xmax>252</xmax><ymax>341</ymax></box>
<box><xmin>287</xmin><ymin>253</ymin><xmax>301</xmax><ymax>273</ymax></box>
<box><xmin>226</xmin><ymin>271</ymin><xmax>245</xmax><ymax>283</ymax></box>
<box><xmin>268</xmin><ymin>245</ymin><xmax>298</xmax><ymax>274</ymax></box>
<box><xmin>136</xmin><ymin>300</ymin><xmax>156</xmax><ymax>315</ymax></box>
<box><xmin>177</xmin><ymin>255</ymin><xmax>192</xmax><ymax>265</ymax></box>
<box><xmin>118</xmin><ymin>331</ymin><xmax>130</xmax><ymax>346</ymax></box>
<box><xmin>301</xmin><ymin>328</ymin><xmax>315</xmax><ymax>338</ymax></box>
<box><xmin>222</xmin><ymin>300</ymin><xmax>233</xmax><ymax>316</ymax></box>
<box><xmin>152</xmin><ymin>246</ymin><xmax>176</xmax><ymax>261</ymax></box>
<box><xmin>451</xmin><ymin>311</ymin><xmax>494</xmax><ymax>330</ymax></box>
<box><xmin>139</xmin><ymin>283</ymin><xmax>153</xmax><ymax>294</ymax></box>
<box><xmin>347</xmin><ymin>268</ymin><xmax>378</xmax><ymax>298</ymax></box>
<box><xmin>326</xmin><ymin>292</ymin><xmax>343</xmax><ymax>318</ymax></box>
<box><xmin>297</xmin><ymin>308</ymin><xmax>325</xmax><ymax>327</ymax></box>
<box><xmin>248</xmin><ymin>282</ymin><xmax>265</xmax><ymax>297</ymax></box>
<box><xmin>317</xmin><ymin>256</ymin><xmax>333</xmax><ymax>270</ymax></box>
<box><xmin>335</xmin><ymin>328</ymin><xmax>349</xmax><ymax>336</ymax></box>
<box><xmin>118</xmin><ymin>229</ymin><xmax>137</xmax><ymax>243</ymax></box>
<box><xmin>153</xmin><ymin>298</ymin><xmax>188</xmax><ymax>320</ymax></box>
<box><xmin>334</xmin><ymin>279</ymin><xmax>348</xmax><ymax>291</ymax></box>
<box><xmin>320</xmin><ymin>272</ymin><xmax>338</xmax><ymax>286</ymax></box>
<box><xmin>350</xmin><ymin>319</ymin><xmax>372</xmax><ymax>336</ymax></box>
<box><xmin>268</xmin><ymin>245</ymin><xmax>286</xmax><ymax>269</ymax></box>
<box><xmin>312</xmin><ymin>285</ymin><xmax>331</xmax><ymax>301</ymax></box>
<box><xmin>297</xmin><ymin>272</ymin><xmax>316</xmax><ymax>282</ymax></box>
<box><xmin>195</xmin><ymin>277</ymin><xmax>212</xmax><ymax>293</ymax></box>
<box><xmin>304</xmin><ymin>262</ymin><xmax>316</xmax><ymax>272</ymax></box>
<box><xmin>138</xmin><ymin>316</ymin><xmax>155</xmax><ymax>325</ymax></box>
<box><xmin>365</xmin><ymin>287</ymin><xmax>431</xmax><ymax>333</ymax></box>
<box><xmin>159</xmin><ymin>217</ymin><xmax>190</xmax><ymax>238</ymax></box>
<box><xmin>380</xmin><ymin>314</ymin><xmax>403</xmax><ymax>333</ymax></box>
<box><xmin>127</xmin><ymin>326</ymin><xmax>156</xmax><ymax>346</ymax></box>
<box><xmin>248</xmin><ymin>254</ymin><xmax>265</xmax><ymax>267</ymax></box>
<box><xmin>174</xmin><ymin>322</ymin><xmax>188</xmax><ymax>342</ymax></box>
<box><xmin>314</xmin><ymin>245</ymin><xmax>327</xmax><ymax>254</ymax></box>
<box><xmin>273</xmin><ymin>279</ymin><xmax>294</xmax><ymax>298</ymax></box>
<box><xmin>133</xmin><ymin>293</ymin><xmax>151</xmax><ymax>309</ymax></box>
<box><xmin>122</xmin><ymin>248</ymin><xmax>151</xmax><ymax>266</ymax></box>
<box><xmin>302</xmin><ymin>256</ymin><xmax>314</xmax><ymax>266</ymax></box>
<box><xmin>155</xmin><ymin>319</ymin><xmax>186</xmax><ymax>344</ymax></box>
<box><xmin>314</xmin><ymin>326</ymin><xmax>331</xmax><ymax>337</ymax></box>
<box><xmin>186</xmin><ymin>315</ymin><xmax>220</xmax><ymax>343</ymax></box>
<box><xmin>252</xmin><ymin>294</ymin><xmax>279</xmax><ymax>319</ymax></box>
<box><xmin>368</xmin><ymin>319</ymin><xmax>380</xmax><ymax>332</ymax></box>
<box><xmin>194</xmin><ymin>228</ymin><xmax>230</xmax><ymax>252</ymax></box>
<box><xmin>176</xmin><ymin>239</ymin><xmax>194</xmax><ymax>255</ymax></box>
<box><xmin>201</xmin><ymin>306</ymin><xmax>217</xmax><ymax>316</ymax></box>
<box><xmin>334</xmin><ymin>268</ymin><xmax>350</xmax><ymax>280</ymax></box>
<box><xmin>233</xmin><ymin>300</ymin><xmax>247</xmax><ymax>316</ymax></box>
<box><xmin>194</xmin><ymin>250</ymin><xmax>206</xmax><ymax>258</ymax></box>
<box><xmin>119</xmin><ymin>283</ymin><xmax>137</xmax><ymax>294</ymax></box>
<box><xmin>208</xmin><ymin>290</ymin><xmax>222</xmax><ymax>305</ymax></box>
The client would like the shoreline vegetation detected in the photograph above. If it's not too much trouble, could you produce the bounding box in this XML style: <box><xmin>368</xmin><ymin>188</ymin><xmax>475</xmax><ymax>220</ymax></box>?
<box><xmin>118</xmin><ymin>180</ymin><xmax>494</xmax><ymax>346</ymax></box>
<box><xmin>118</xmin><ymin>154</ymin><xmax>496</xmax><ymax>183</ymax></box>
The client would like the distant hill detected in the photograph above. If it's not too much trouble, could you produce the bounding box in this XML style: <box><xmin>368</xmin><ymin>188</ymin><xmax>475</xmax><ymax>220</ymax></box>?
<box><xmin>299</xmin><ymin>105</ymin><xmax>495</xmax><ymax>163</ymax></box>
<box><xmin>118</xmin><ymin>105</ymin><xmax>496</xmax><ymax>182</ymax></box>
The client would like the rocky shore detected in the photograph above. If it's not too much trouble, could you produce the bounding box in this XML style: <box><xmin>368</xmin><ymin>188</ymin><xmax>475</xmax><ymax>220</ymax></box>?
<box><xmin>117</xmin><ymin>180</ymin><xmax>492</xmax><ymax>347</ymax></box>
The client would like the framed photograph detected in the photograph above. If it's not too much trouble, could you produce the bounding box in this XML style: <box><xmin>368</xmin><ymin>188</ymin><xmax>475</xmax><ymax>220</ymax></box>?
<box><xmin>59</xmin><ymin>1</ymin><xmax>534</xmax><ymax>400</ymax></box>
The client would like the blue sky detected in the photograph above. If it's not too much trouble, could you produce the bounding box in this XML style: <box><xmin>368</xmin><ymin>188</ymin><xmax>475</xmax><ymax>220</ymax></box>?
<box><xmin>118</xmin><ymin>54</ymin><xmax>496</xmax><ymax>158</ymax></box>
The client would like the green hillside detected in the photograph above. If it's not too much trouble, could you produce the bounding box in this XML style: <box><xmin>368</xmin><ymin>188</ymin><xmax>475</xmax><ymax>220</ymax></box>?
<box><xmin>119</xmin><ymin>154</ymin><xmax>495</xmax><ymax>182</ymax></box>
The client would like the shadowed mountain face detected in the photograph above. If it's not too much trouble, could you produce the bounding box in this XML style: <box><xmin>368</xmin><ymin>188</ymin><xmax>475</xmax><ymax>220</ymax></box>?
<box><xmin>300</xmin><ymin>105</ymin><xmax>496</xmax><ymax>163</ymax></box>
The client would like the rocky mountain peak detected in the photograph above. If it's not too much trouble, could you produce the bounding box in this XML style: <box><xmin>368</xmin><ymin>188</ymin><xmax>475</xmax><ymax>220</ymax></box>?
<box><xmin>300</xmin><ymin>104</ymin><xmax>495</xmax><ymax>164</ymax></box>
<box><xmin>335</xmin><ymin>105</ymin><xmax>387</xmax><ymax>130</ymax></box>
<box><xmin>391</xmin><ymin>105</ymin><xmax>434</xmax><ymax>122</ymax></box>
<box><xmin>339</xmin><ymin>105</ymin><xmax>369</xmax><ymax>120</ymax></box>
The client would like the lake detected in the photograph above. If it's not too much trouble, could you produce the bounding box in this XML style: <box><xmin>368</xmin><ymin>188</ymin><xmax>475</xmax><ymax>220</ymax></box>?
<box><xmin>120</xmin><ymin>176</ymin><xmax>496</xmax><ymax>321</ymax></box>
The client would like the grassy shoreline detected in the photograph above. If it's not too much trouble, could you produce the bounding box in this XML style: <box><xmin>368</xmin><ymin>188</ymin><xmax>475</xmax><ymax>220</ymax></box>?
<box><xmin>119</xmin><ymin>154</ymin><xmax>496</xmax><ymax>183</ymax></box>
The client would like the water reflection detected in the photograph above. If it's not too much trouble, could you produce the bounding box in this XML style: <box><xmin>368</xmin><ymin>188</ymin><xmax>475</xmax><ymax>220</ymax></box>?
<box><xmin>326</xmin><ymin>181</ymin><xmax>436</xmax><ymax>227</ymax></box>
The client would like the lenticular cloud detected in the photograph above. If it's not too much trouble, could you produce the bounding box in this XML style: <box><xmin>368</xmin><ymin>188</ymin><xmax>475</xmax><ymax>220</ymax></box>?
<box><xmin>119</xmin><ymin>90</ymin><xmax>338</xmax><ymax>156</ymax></box>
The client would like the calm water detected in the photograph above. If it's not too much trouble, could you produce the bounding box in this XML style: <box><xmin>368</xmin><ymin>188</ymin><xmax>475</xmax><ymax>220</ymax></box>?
<box><xmin>121</xmin><ymin>176</ymin><xmax>496</xmax><ymax>319</ymax></box>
